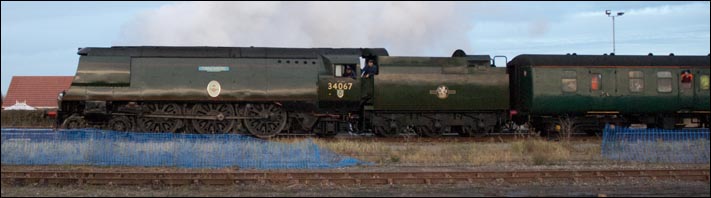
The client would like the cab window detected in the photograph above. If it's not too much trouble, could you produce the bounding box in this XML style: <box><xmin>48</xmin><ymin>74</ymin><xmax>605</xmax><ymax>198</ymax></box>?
<box><xmin>334</xmin><ymin>65</ymin><xmax>343</xmax><ymax>76</ymax></box>
<box><xmin>701</xmin><ymin>75</ymin><xmax>710</xmax><ymax>90</ymax></box>
<box><xmin>657</xmin><ymin>71</ymin><xmax>673</xmax><ymax>93</ymax></box>
<box><xmin>334</xmin><ymin>64</ymin><xmax>357</xmax><ymax>79</ymax></box>
<box><xmin>561</xmin><ymin>71</ymin><xmax>577</xmax><ymax>93</ymax></box>
<box><xmin>629</xmin><ymin>71</ymin><xmax>644</xmax><ymax>92</ymax></box>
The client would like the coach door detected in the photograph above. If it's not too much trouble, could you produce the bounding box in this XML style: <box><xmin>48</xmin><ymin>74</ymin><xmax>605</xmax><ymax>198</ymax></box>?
<box><xmin>588</xmin><ymin>68</ymin><xmax>617</xmax><ymax>111</ymax></box>
<box><xmin>679</xmin><ymin>68</ymin><xmax>694</xmax><ymax>109</ymax></box>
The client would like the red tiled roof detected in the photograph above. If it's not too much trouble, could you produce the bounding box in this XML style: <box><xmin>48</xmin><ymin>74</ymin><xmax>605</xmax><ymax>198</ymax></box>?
<box><xmin>2</xmin><ymin>76</ymin><xmax>74</xmax><ymax>109</ymax></box>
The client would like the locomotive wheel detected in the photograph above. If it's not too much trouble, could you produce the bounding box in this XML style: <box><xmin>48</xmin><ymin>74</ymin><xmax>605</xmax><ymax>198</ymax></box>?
<box><xmin>191</xmin><ymin>103</ymin><xmax>235</xmax><ymax>134</ymax></box>
<box><xmin>61</xmin><ymin>114</ymin><xmax>87</xmax><ymax>129</ymax></box>
<box><xmin>243</xmin><ymin>104</ymin><xmax>287</xmax><ymax>138</ymax></box>
<box><xmin>108</xmin><ymin>116</ymin><xmax>134</xmax><ymax>132</ymax></box>
<box><xmin>415</xmin><ymin>125</ymin><xmax>441</xmax><ymax>137</ymax></box>
<box><xmin>138</xmin><ymin>103</ymin><xmax>182</xmax><ymax>133</ymax></box>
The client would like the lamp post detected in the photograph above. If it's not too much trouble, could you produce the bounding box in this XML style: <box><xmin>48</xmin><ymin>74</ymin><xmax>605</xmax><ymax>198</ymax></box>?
<box><xmin>606</xmin><ymin>10</ymin><xmax>624</xmax><ymax>54</ymax></box>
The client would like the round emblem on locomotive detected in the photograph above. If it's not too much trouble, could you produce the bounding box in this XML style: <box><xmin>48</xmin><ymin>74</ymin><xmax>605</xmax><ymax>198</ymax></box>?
<box><xmin>337</xmin><ymin>90</ymin><xmax>345</xmax><ymax>98</ymax></box>
<box><xmin>436</xmin><ymin>85</ymin><xmax>449</xmax><ymax>99</ymax></box>
<box><xmin>207</xmin><ymin>80</ymin><xmax>221</xmax><ymax>98</ymax></box>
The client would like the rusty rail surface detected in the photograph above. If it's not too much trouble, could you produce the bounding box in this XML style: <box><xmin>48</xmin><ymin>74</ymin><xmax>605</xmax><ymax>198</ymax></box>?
<box><xmin>2</xmin><ymin>169</ymin><xmax>708</xmax><ymax>186</ymax></box>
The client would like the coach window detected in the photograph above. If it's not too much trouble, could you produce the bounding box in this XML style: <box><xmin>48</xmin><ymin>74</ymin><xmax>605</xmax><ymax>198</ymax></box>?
<box><xmin>680</xmin><ymin>70</ymin><xmax>693</xmax><ymax>89</ymax></box>
<box><xmin>561</xmin><ymin>71</ymin><xmax>577</xmax><ymax>93</ymax></box>
<box><xmin>701</xmin><ymin>75</ymin><xmax>710</xmax><ymax>90</ymax></box>
<box><xmin>657</xmin><ymin>71</ymin><xmax>673</xmax><ymax>93</ymax></box>
<box><xmin>590</xmin><ymin>73</ymin><xmax>601</xmax><ymax>91</ymax></box>
<box><xmin>629</xmin><ymin>71</ymin><xmax>644</xmax><ymax>92</ymax></box>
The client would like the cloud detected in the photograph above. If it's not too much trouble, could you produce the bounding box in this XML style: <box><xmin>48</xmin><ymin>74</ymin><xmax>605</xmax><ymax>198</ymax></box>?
<box><xmin>115</xmin><ymin>2</ymin><xmax>477</xmax><ymax>56</ymax></box>
<box><xmin>471</xmin><ymin>2</ymin><xmax>709</xmax><ymax>58</ymax></box>
<box><xmin>528</xmin><ymin>20</ymin><xmax>550</xmax><ymax>37</ymax></box>
<box><xmin>573</xmin><ymin>1</ymin><xmax>709</xmax><ymax>18</ymax></box>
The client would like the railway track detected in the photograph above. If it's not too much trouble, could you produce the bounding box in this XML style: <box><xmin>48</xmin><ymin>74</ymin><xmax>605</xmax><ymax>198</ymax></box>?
<box><xmin>2</xmin><ymin>169</ymin><xmax>707</xmax><ymax>186</ymax></box>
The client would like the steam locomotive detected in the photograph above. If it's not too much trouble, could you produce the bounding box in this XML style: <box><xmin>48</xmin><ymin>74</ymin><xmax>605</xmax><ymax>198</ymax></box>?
<box><xmin>57</xmin><ymin>46</ymin><xmax>710</xmax><ymax>138</ymax></box>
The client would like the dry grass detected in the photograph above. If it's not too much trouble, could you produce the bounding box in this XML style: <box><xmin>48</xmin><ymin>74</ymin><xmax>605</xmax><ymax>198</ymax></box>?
<box><xmin>307</xmin><ymin>138</ymin><xmax>602</xmax><ymax>166</ymax></box>
<box><xmin>511</xmin><ymin>139</ymin><xmax>571</xmax><ymax>165</ymax></box>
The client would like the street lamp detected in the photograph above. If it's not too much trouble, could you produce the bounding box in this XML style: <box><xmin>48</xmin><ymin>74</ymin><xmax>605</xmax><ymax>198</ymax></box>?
<box><xmin>606</xmin><ymin>10</ymin><xmax>624</xmax><ymax>54</ymax></box>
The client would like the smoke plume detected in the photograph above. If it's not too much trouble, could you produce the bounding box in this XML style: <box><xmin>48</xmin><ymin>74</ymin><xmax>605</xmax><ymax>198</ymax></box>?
<box><xmin>115</xmin><ymin>2</ymin><xmax>477</xmax><ymax>56</ymax></box>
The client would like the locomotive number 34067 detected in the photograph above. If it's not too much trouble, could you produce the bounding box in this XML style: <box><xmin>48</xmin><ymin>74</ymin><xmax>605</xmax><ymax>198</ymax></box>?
<box><xmin>327</xmin><ymin>82</ymin><xmax>353</xmax><ymax>90</ymax></box>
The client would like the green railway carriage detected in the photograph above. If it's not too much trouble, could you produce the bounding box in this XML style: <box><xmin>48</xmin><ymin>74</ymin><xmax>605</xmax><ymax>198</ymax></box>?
<box><xmin>507</xmin><ymin>54</ymin><xmax>710</xmax><ymax>133</ymax></box>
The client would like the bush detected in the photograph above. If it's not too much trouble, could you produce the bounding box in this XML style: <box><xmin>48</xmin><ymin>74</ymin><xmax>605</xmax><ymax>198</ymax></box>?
<box><xmin>1</xmin><ymin>110</ymin><xmax>55</xmax><ymax>128</ymax></box>
<box><xmin>389</xmin><ymin>155</ymin><xmax>401</xmax><ymax>163</ymax></box>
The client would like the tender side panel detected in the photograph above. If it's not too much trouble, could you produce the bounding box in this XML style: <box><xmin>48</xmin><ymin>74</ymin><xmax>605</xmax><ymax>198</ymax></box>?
<box><xmin>373</xmin><ymin>57</ymin><xmax>509</xmax><ymax>111</ymax></box>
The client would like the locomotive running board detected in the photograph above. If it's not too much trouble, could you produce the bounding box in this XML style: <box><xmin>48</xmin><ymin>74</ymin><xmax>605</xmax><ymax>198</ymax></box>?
<box><xmin>111</xmin><ymin>113</ymin><xmax>266</xmax><ymax>120</ymax></box>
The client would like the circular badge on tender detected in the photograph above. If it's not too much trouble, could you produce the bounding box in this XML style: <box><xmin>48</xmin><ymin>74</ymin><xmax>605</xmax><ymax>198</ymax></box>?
<box><xmin>207</xmin><ymin>80</ymin><xmax>221</xmax><ymax>98</ymax></box>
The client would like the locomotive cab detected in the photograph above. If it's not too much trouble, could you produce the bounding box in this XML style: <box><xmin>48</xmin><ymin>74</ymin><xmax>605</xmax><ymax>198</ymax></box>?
<box><xmin>317</xmin><ymin>55</ymin><xmax>364</xmax><ymax>111</ymax></box>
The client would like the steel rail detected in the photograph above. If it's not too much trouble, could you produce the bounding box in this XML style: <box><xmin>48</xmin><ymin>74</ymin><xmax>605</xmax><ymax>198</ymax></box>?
<box><xmin>2</xmin><ymin>169</ymin><xmax>708</xmax><ymax>186</ymax></box>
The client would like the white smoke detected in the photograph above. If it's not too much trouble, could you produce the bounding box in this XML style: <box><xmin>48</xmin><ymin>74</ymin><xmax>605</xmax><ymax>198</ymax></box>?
<box><xmin>114</xmin><ymin>1</ymin><xmax>478</xmax><ymax>56</ymax></box>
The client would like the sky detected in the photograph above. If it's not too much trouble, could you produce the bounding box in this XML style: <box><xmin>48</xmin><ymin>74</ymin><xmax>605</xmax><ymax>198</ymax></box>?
<box><xmin>2</xmin><ymin>1</ymin><xmax>710</xmax><ymax>97</ymax></box>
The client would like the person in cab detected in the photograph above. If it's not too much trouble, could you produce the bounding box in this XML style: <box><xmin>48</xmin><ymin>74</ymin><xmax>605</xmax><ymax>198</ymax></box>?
<box><xmin>361</xmin><ymin>59</ymin><xmax>378</xmax><ymax>78</ymax></box>
<box><xmin>343</xmin><ymin>65</ymin><xmax>356</xmax><ymax>79</ymax></box>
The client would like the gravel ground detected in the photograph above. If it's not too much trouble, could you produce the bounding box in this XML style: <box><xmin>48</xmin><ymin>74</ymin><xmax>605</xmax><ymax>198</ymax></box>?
<box><xmin>3</xmin><ymin>162</ymin><xmax>709</xmax><ymax>197</ymax></box>
<box><xmin>2</xmin><ymin>179</ymin><xmax>708</xmax><ymax>197</ymax></box>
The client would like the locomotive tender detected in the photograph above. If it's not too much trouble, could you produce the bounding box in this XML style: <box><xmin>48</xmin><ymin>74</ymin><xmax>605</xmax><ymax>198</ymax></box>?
<box><xmin>57</xmin><ymin>46</ymin><xmax>710</xmax><ymax>138</ymax></box>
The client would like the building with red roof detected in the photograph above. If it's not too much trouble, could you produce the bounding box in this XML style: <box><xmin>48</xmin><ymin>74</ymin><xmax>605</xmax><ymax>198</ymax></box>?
<box><xmin>2</xmin><ymin>76</ymin><xmax>74</xmax><ymax>110</ymax></box>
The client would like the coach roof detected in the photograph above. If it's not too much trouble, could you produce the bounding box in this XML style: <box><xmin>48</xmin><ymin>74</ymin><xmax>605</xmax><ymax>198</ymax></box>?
<box><xmin>507</xmin><ymin>54</ymin><xmax>710</xmax><ymax>67</ymax></box>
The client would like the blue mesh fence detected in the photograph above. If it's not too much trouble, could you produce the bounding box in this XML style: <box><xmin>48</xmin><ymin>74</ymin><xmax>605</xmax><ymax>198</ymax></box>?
<box><xmin>601</xmin><ymin>124</ymin><xmax>710</xmax><ymax>163</ymax></box>
<box><xmin>1</xmin><ymin>128</ymin><xmax>370</xmax><ymax>169</ymax></box>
